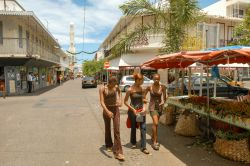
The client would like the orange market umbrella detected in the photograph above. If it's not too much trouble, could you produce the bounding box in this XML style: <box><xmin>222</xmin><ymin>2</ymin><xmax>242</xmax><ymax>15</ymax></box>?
<box><xmin>200</xmin><ymin>48</ymin><xmax>250</xmax><ymax>65</ymax></box>
<box><xmin>141</xmin><ymin>51</ymin><xmax>211</xmax><ymax>69</ymax></box>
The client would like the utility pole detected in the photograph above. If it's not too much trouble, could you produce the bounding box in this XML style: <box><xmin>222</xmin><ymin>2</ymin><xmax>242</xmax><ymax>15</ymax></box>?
<box><xmin>4</xmin><ymin>0</ymin><xmax>7</xmax><ymax>11</ymax></box>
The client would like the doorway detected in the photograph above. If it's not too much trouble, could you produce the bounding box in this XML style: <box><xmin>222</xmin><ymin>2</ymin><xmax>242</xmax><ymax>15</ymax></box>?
<box><xmin>0</xmin><ymin>67</ymin><xmax>5</xmax><ymax>91</ymax></box>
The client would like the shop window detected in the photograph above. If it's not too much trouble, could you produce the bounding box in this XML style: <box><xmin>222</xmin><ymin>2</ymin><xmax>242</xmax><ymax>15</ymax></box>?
<box><xmin>32</xmin><ymin>67</ymin><xmax>39</xmax><ymax>82</ymax></box>
<box><xmin>20</xmin><ymin>66</ymin><xmax>27</xmax><ymax>90</ymax></box>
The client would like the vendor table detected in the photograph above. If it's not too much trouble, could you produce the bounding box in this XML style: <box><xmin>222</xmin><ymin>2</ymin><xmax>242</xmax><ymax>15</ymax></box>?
<box><xmin>166</xmin><ymin>96</ymin><xmax>250</xmax><ymax>130</ymax></box>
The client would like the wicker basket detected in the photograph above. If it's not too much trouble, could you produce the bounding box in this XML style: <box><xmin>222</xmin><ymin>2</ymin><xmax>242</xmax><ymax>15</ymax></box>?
<box><xmin>174</xmin><ymin>112</ymin><xmax>199</xmax><ymax>136</ymax></box>
<box><xmin>160</xmin><ymin>105</ymin><xmax>175</xmax><ymax>125</ymax></box>
<box><xmin>214</xmin><ymin>137</ymin><xmax>250</xmax><ymax>163</ymax></box>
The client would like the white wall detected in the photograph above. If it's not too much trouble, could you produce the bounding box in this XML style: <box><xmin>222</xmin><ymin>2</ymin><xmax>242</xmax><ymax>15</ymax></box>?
<box><xmin>0</xmin><ymin>0</ymin><xmax>24</xmax><ymax>11</ymax></box>
<box><xmin>158</xmin><ymin>69</ymin><xmax>168</xmax><ymax>85</ymax></box>
<box><xmin>203</xmin><ymin>0</ymin><xmax>227</xmax><ymax>17</ymax></box>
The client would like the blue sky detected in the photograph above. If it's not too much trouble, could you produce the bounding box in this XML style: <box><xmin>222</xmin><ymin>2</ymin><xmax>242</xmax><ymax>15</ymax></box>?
<box><xmin>20</xmin><ymin>0</ymin><xmax>219</xmax><ymax>64</ymax></box>
<box><xmin>71</xmin><ymin>0</ymin><xmax>219</xmax><ymax>63</ymax></box>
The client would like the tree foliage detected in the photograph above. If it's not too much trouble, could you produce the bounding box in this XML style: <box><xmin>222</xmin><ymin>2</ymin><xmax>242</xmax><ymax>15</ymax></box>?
<box><xmin>111</xmin><ymin>0</ymin><xmax>203</xmax><ymax>56</ymax></box>
<box><xmin>82</xmin><ymin>60</ymin><xmax>104</xmax><ymax>76</ymax></box>
<box><xmin>230</xmin><ymin>6</ymin><xmax>250</xmax><ymax>46</ymax></box>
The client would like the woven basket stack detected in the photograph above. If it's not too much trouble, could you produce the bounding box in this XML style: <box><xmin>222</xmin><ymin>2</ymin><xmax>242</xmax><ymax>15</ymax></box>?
<box><xmin>159</xmin><ymin>106</ymin><xmax>175</xmax><ymax>125</ymax></box>
<box><xmin>165</xmin><ymin>105</ymin><xmax>175</xmax><ymax>125</ymax></box>
<box><xmin>174</xmin><ymin>112</ymin><xmax>199</xmax><ymax>136</ymax></box>
<box><xmin>214</xmin><ymin>138</ymin><xmax>250</xmax><ymax>163</ymax></box>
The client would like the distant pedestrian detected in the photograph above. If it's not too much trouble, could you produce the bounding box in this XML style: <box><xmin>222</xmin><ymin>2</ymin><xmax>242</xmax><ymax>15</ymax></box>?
<box><xmin>99</xmin><ymin>76</ymin><xmax>124</xmax><ymax>161</ymax></box>
<box><xmin>124</xmin><ymin>73</ymin><xmax>150</xmax><ymax>155</ymax></box>
<box><xmin>144</xmin><ymin>74</ymin><xmax>167</xmax><ymax>150</ymax></box>
<box><xmin>59</xmin><ymin>74</ymin><xmax>63</xmax><ymax>85</ymax></box>
<box><xmin>27</xmin><ymin>72</ymin><xmax>33</xmax><ymax>93</ymax></box>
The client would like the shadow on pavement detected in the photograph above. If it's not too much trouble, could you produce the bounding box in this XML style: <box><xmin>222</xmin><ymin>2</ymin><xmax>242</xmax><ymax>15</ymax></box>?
<box><xmin>99</xmin><ymin>145</ymin><xmax>113</xmax><ymax>159</ymax></box>
<box><xmin>8</xmin><ymin>84</ymin><xmax>60</xmax><ymax>97</ymax></box>
<box><xmin>145</xmin><ymin>122</ymin><xmax>245</xmax><ymax>166</ymax></box>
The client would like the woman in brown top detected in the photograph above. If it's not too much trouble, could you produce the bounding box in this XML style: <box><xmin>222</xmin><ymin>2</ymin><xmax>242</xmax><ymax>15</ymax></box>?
<box><xmin>144</xmin><ymin>74</ymin><xmax>167</xmax><ymax>150</ymax></box>
<box><xmin>99</xmin><ymin>76</ymin><xmax>124</xmax><ymax>161</ymax></box>
<box><xmin>124</xmin><ymin>73</ymin><xmax>150</xmax><ymax>154</ymax></box>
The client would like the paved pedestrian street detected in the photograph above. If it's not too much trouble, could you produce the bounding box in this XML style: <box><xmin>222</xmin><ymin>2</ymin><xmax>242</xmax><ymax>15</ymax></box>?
<box><xmin>0</xmin><ymin>80</ymin><xmax>245</xmax><ymax>166</ymax></box>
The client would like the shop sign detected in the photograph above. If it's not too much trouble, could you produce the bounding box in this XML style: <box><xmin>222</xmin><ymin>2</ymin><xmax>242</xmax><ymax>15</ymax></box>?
<box><xmin>104</xmin><ymin>62</ymin><xmax>110</xmax><ymax>68</ymax></box>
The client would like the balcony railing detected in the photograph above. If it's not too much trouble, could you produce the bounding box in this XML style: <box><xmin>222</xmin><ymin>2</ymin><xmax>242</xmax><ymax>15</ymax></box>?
<box><xmin>0</xmin><ymin>38</ymin><xmax>60</xmax><ymax>63</ymax></box>
<box><xmin>183</xmin><ymin>36</ymin><xmax>233</xmax><ymax>51</ymax></box>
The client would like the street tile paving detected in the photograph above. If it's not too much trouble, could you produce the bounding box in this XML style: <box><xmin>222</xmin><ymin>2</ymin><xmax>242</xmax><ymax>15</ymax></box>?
<box><xmin>0</xmin><ymin>79</ymin><xmax>247</xmax><ymax>166</ymax></box>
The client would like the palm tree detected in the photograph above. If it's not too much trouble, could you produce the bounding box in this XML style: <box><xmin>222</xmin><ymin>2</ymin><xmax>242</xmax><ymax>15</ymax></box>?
<box><xmin>110</xmin><ymin>0</ymin><xmax>203</xmax><ymax>57</ymax></box>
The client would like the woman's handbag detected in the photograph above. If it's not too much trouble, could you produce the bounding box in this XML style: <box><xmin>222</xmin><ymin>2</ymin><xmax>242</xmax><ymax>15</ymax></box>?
<box><xmin>126</xmin><ymin>108</ymin><xmax>142</xmax><ymax>128</ymax></box>
<box><xmin>136</xmin><ymin>108</ymin><xmax>144</xmax><ymax>123</ymax></box>
<box><xmin>126</xmin><ymin>117</ymin><xmax>131</xmax><ymax>128</ymax></box>
<box><xmin>126</xmin><ymin>116</ymin><xmax>139</xmax><ymax>128</ymax></box>
<box><xmin>136</xmin><ymin>113</ymin><xmax>144</xmax><ymax>122</ymax></box>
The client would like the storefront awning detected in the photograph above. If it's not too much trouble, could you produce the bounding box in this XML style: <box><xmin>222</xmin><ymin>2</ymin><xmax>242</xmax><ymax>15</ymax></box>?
<box><xmin>119</xmin><ymin>53</ymin><xmax>156</xmax><ymax>67</ymax></box>
<box><xmin>0</xmin><ymin>58</ymin><xmax>59</xmax><ymax>67</ymax></box>
<box><xmin>109</xmin><ymin>53</ymin><xmax>156</xmax><ymax>69</ymax></box>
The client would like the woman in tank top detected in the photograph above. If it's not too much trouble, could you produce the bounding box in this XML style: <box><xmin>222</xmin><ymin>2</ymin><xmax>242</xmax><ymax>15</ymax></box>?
<box><xmin>144</xmin><ymin>74</ymin><xmax>167</xmax><ymax>150</ymax></box>
<box><xmin>99</xmin><ymin>76</ymin><xmax>124</xmax><ymax>161</ymax></box>
<box><xmin>124</xmin><ymin>73</ymin><xmax>150</xmax><ymax>155</ymax></box>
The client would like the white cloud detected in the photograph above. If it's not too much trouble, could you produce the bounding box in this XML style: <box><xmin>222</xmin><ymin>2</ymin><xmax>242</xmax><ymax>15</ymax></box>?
<box><xmin>19</xmin><ymin>0</ymin><xmax>126</xmax><ymax>47</ymax></box>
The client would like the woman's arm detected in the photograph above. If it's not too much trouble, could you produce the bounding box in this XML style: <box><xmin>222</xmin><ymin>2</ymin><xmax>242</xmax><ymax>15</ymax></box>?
<box><xmin>160</xmin><ymin>85</ymin><xmax>167</xmax><ymax>106</ymax></box>
<box><xmin>99</xmin><ymin>86</ymin><xmax>113</xmax><ymax>118</ymax></box>
<box><xmin>143</xmin><ymin>86</ymin><xmax>150</xmax><ymax>103</ymax></box>
<box><xmin>141</xmin><ymin>88</ymin><xmax>148</xmax><ymax>115</ymax></box>
<box><xmin>116</xmin><ymin>86</ymin><xmax>122</xmax><ymax>107</ymax></box>
<box><xmin>124</xmin><ymin>87</ymin><xmax>136</xmax><ymax>115</ymax></box>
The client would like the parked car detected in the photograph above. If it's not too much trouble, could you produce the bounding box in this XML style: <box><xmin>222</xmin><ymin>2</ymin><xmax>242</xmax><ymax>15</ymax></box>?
<box><xmin>192</xmin><ymin>73</ymin><xmax>243</xmax><ymax>87</ymax></box>
<box><xmin>82</xmin><ymin>76</ymin><xmax>97</xmax><ymax>88</ymax></box>
<box><xmin>219</xmin><ymin>75</ymin><xmax>243</xmax><ymax>87</ymax></box>
<box><xmin>168</xmin><ymin>76</ymin><xmax>249</xmax><ymax>99</ymax></box>
<box><xmin>119</xmin><ymin>75</ymin><xmax>154</xmax><ymax>92</ymax></box>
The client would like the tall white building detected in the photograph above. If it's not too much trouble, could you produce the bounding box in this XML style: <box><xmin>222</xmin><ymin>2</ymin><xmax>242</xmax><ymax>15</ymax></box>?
<box><xmin>68</xmin><ymin>22</ymin><xmax>76</xmax><ymax>73</ymax></box>
<box><xmin>69</xmin><ymin>22</ymin><xmax>76</xmax><ymax>54</ymax></box>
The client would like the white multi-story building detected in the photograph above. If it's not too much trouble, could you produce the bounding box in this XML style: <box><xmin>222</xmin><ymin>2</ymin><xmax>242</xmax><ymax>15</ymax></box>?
<box><xmin>203</xmin><ymin>0</ymin><xmax>249</xmax><ymax>18</ymax></box>
<box><xmin>0</xmin><ymin>0</ymin><xmax>69</xmax><ymax>96</ymax></box>
<box><xmin>67</xmin><ymin>22</ymin><xmax>77</xmax><ymax>76</ymax></box>
<box><xmin>98</xmin><ymin>0</ymin><xmax>250</xmax><ymax>82</ymax></box>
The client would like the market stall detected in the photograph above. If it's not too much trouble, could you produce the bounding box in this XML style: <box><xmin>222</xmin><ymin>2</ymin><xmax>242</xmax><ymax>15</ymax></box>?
<box><xmin>141</xmin><ymin>46</ymin><xmax>250</xmax><ymax>163</ymax></box>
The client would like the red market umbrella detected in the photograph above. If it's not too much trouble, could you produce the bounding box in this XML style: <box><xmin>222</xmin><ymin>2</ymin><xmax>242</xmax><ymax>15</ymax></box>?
<box><xmin>200</xmin><ymin>48</ymin><xmax>250</xmax><ymax>66</ymax></box>
<box><xmin>141</xmin><ymin>51</ymin><xmax>211</xmax><ymax>69</ymax></box>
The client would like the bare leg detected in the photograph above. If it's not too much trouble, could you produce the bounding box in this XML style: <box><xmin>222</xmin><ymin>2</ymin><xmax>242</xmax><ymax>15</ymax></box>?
<box><xmin>152</xmin><ymin>115</ymin><xmax>159</xmax><ymax>144</ymax></box>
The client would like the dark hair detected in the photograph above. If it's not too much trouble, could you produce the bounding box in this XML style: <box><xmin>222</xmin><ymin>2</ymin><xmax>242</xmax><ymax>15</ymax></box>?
<box><xmin>108</xmin><ymin>76</ymin><xmax>117</xmax><ymax>84</ymax></box>
<box><xmin>133</xmin><ymin>73</ymin><xmax>143</xmax><ymax>81</ymax></box>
